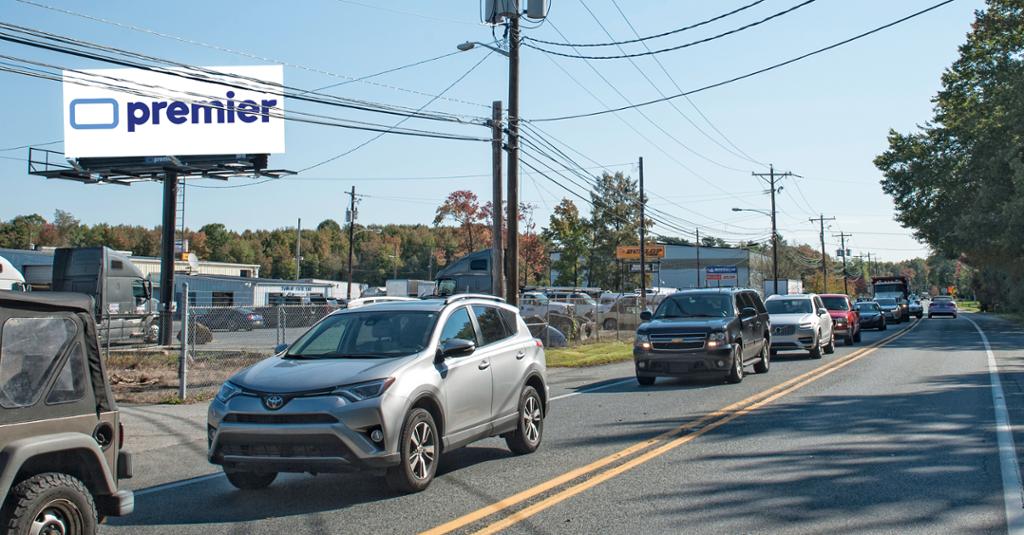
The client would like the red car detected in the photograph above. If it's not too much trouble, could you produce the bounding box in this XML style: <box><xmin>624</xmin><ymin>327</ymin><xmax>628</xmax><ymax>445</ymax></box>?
<box><xmin>820</xmin><ymin>294</ymin><xmax>861</xmax><ymax>345</ymax></box>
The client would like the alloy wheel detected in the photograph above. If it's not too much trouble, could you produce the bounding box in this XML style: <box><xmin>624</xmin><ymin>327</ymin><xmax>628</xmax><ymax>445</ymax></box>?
<box><xmin>408</xmin><ymin>421</ymin><xmax>436</xmax><ymax>481</ymax></box>
<box><xmin>523</xmin><ymin>395</ymin><xmax>542</xmax><ymax>444</ymax></box>
<box><xmin>30</xmin><ymin>499</ymin><xmax>81</xmax><ymax>535</ymax></box>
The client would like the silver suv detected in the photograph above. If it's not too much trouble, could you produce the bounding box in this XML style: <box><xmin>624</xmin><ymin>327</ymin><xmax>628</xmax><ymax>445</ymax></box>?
<box><xmin>208</xmin><ymin>294</ymin><xmax>548</xmax><ymax>493</ymax></box>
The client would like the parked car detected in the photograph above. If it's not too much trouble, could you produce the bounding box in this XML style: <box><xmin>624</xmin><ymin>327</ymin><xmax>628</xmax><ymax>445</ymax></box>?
<box><xmin>208</xmin><ymin>294</ymin><xmax>548</xmax><ymax>493</ymax></box>
<box><xmin>875</xmin><ymin>297</ymin><xmax>904</xmax><ymax>323</ymax></box>
<box><xmin>546</xmin><ymin>291</ymin><xmax>598</xmax><ymax>319</ymax></box>
<box><xmin>928</xmin><ymin>298</ymin><xmax>958</xmax><ymax>319</ymax></box>
<box><xmin>600</xmin><ymin>294</ymin><xmax>645</xmax><ymax>331</ymax></box>
<box><xmin>855</xmin><ymin>301</ymin><xmax>887</xmax><ymax>331</ymax></box>
<box><xmin>765</xmin><ymin>293</ymin><xmax>836</xmax><ymax>359</ymax></box>
<box><xmin>633</xmin><ymin>288</ymin><xmax>771</xmax><ymax>386</ymax></box>
<box><xmin>820</xmin><ymin>294</ymin><xmax>861</xmax><ymax>345</ymax></box>
<box><xmin>908</xmin><ymin>298</ymin><xmax>924</xmax><ymax>319</ymax></box>
<box><xmin>194</xmin><ymin>307</ymin><xmax>265</xmax><ymax>331</ymax></box>
<box><xmin>0</xmin><ymin>292</ymin><xmax>134</xmax><ymax>533</ymax></box>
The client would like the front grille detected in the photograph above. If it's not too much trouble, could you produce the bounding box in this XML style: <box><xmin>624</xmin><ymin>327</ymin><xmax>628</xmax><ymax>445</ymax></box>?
<box><xmin>650</xmin><ymin>333</ymin><xmax>705</xmax><ymax>351</ymax></box>
<box><xmin>772</xmin><ymin>325</ymin><xmax>796</xmax><ymax>336</ymax></box>
<box><xmin>223</xmin><ymin>413</ymin><xmax>338</xmax><ymax>425</ymax></box>
<box><xmin>219</xmin><ymin>435</ymin><xmax>350</xmax><ymax>459</ymax></box>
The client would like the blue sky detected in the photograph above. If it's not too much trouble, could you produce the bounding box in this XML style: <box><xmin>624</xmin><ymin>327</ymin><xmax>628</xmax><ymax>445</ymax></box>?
<box><xmin>0</xmin><ymin>0</ymin><xmax>984</xmax><ymax>260</ymax></box>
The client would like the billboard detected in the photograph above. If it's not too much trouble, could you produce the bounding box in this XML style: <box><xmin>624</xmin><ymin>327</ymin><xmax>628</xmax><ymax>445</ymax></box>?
<box><xmin>615</xmin><ymin>244</ymin><xmax>666</xmax><ymax>261</ymax></box>
<box><xmin>705</xmin><ymin>265</ymin><xmax>738</xmax><ymax>283</ymax></box>
<box><xmin>63</xmin><ymin>65</ymin><xmax>285</xmax><ymax>158</ymax></box>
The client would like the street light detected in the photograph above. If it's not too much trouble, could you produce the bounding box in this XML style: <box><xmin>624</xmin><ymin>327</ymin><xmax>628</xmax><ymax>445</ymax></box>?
<box><xmin>456</xmin><ymin>41</ymin><xmax>510</xmax><ymax>57</ymax></box>
<box><xmin>733</xmin><ymin>207</ymin><xmax>780</xmax><ymax>296</ymax></box>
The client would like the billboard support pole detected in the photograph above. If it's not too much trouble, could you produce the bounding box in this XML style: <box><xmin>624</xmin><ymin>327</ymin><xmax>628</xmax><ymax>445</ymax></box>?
<box><xmin>158</xmin><ymin>171</ymin><xmax>178</xmax><ymax>346</ymax></box>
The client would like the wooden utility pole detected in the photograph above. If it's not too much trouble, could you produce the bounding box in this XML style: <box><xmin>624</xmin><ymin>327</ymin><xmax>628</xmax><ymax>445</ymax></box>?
<box><xmin>695</xmin><ymin>227</ymin><xmax>701</xmax><ymax>288</ymax></box>
<box><xmin>752</xmin><ymin>165</ymin><xmax>796</xmax><ymax>296</ymax></box>
<box><xmin>346</xmin><ymin>186</ymin><xmax>356</xmax><ymax>299</ymax></box>
<box><xmin>833</xmin><ymin>231</ymin><xmax>853</xmax><ymax>295</ymax></box>
<box><xmin>491</xmin><ymin>100</ymin><xmax>505</xmax><ymax>298</ymax></box>
<box><xmin>638</xmin><ymin>156</ymin><xmax>646</xmax><ymax>310</ymax></box>
<box><xmin>505</xmin><ymin>12</ymin><xmax>521</xmax><ymax>306</ymax></box>
<box><xmin>295</xmin><ymin>218</ymin><xmax>301</xmax><ymax>280</ymax></box>
<box><xmin>809</xmin><ymin>213</ymin><xmax>836</xmax><ymax>292</ymax></box>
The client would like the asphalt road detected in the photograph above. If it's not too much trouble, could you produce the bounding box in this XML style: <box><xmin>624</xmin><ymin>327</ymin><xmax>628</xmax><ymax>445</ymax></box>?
<box><xmin>106</xmin><ymin>313</ymin><xmax>1024</xmax><ymax>534</ymax></box>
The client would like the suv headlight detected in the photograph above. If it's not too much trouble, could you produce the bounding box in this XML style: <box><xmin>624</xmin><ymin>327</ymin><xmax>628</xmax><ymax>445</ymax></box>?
<box><xmin>215</xmin><ymin>382</ymin><xmax>241</xmax><ymax>403</ymax></box>
<box><xmin>707</xmin><ymin>331</ymin><xmax>727</xmax><ymax>341</ymax></box>
<box><xmin>835</xmin><ymin>317</ymin><xmax>847</xmax><ymax>325</ymax></box>
<box><xmin>799</xmin><ymin>321</ymin><xmax>815</xmax><ymax>329</ymax></box>
<box><xmin>333</xmin><ymin>378</ymin><xmax>395</xmax><ymax>402</ymax></box>
<box><xmin>635</xmin><ymin>333</ymin><xmax>651</xmax><ymax>350</ymax></box>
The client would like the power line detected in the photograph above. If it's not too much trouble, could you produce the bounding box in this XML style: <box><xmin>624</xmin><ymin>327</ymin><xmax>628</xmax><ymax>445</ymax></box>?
<box><xmin>573</xmin><ymin>0</ymin><xmax>751</xmax><ymax>173</ymax></box>
<box><xmin>532</xmin><ymin>0</ymin><xmax>959</xmax><ymax>121</ymax></box>
<box><xmin>608</xmin><ymin>0</ymin><xmax>766</xmax><ymax>166</ymax></box>
<box><xmin>297</xmin><ymin>49</ymin><xmax>495</xmax><ymax>173</ymax></box>
<box><xmin>12</xmin><ymin>0</ymin><xmax>488</xmax><ymax>110</ymax></box>
<box><xmin>523</xmin><ymin>0</ymin><xmax>818</xmax><ymax>60</ymax></box>
<box><xmin>0</xmin><ymin>139</ymin><xmax>61</xmax><ymax>152</ymax></box>
<box><xmin>527</xmin><ymin>0</ymin><xmax>768</xmax><ymax>47</ymax></box>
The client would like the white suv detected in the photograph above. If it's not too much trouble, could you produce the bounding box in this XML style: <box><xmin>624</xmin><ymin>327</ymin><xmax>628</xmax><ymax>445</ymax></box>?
<box><xmin>764</xmin><ymin>294</ymin><xmax>836</xmax><ymax>358</ymax></box>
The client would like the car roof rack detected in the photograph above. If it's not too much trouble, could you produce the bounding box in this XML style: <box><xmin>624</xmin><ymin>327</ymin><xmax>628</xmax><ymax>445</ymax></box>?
<box><xmin>440</xmin><ymin>293</ymin><xmax>506</xmax><ymax>305</ymax></box>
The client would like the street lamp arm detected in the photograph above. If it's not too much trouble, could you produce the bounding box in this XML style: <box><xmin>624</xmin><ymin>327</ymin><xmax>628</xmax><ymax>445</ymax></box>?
<box><xmin>456</xmin><ymin>41</ymin><xmax>510</xmax><ymax>58</ymax></box>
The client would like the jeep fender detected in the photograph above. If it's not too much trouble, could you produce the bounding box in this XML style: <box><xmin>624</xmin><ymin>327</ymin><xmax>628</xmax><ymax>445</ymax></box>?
<box><xmin>0</xmin><ymin>433</ymin><xmax>117</xmax><ymax>500</ymax></box>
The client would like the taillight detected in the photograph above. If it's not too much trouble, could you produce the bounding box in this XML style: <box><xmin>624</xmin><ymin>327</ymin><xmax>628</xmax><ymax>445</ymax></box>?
<box><xmin>118</xmin><ymin>421</ymin><xmax>125</xmax><ymax>449</ymax></box>
<box><xmin>247</xmin><ymin>314</ymin><xmax>256</xmax><ymax>320</ymax></box>
<box><xmin>535</xmin><ymin>339</ymin><xmax>543</xmax><ymax>348</ymax></box>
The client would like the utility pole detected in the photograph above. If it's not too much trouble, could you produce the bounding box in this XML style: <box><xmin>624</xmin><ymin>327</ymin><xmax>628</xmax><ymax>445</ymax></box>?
<box><xmin>753</xmin><ymin>164</ymin><xmax>795</xmax><ymax>296</ymax></box>
<box><xmin>346</xmin><ymin>186</ymin><xmax>356</xmax><ymax>300</ymax></box>
<box><xmin>833</xmin><ymin>231</ymin><xmax>852</xmax><ymax>295</ymax></box>
<box><xmin>638</xmin><ymin>156</ymin><xmax>646</xmax><ymax>310</ymax></box>
<box><xmin>393</xmin><ymin>242</ymin><xmax>399</xmax><ymax>280</ymax></box>
<box><xmin>295</xmin><ymin>218</ymin><xmax>301</xmax><ymax>280</ymax></box>
<box><xmin>695</xmin><ymin>227</ymin><xmax>701</xmax><ymax>288</ymax></box>
<box><xmin>491</xmin><ymin>100</ymin><xmax>505</xmax><ymax>298</ymax></box>
<box><xmin>809</xmin><ymin>213</ymin><xmax>836</xmax><ymax>292</ymax></box>
<box><xmin>157</xmin><ymin>171</ymin><xmax>178</xmax><ymax>345</ymax></box>
<box><xmin>856</xmin><ymin>252</ymin><xmax>875</xmax><ymax>278</ymax></box>
<box><xmin>505</xmin><ymin>11</ymin><xmax>521</xmax><ymax>306</ymax></box>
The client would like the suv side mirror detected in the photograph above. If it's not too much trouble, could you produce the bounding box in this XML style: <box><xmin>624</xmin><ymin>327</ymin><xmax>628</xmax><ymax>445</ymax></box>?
<box><xmin>817</xmin><ymin>307</ymin><xmax>829</xmax><ymax>316</ymax></box>
<box><xmin>274</xmin><ymin>343</ymin><xmax>289</xmax><ymax>354</ymax></box>
<box><xmin>438</xmin><ymin>338</ymin><xmax>476</xmax><ymax>360</ymax></box>
<box><xmin>640</xmin><ymin>310</ymin><xmax>653</xmax><ymax>322</ymax></box>
<box><xmin>740</xmin><ymin>306</ymin><xmax>758</xmax><ymax>318</ymax></box>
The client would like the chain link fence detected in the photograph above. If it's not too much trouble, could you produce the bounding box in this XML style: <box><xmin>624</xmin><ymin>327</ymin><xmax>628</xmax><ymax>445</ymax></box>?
<box><xmin>519</xmin><ymin>294</ymin><xmax>649</xmax><ymax>348</ymax></box>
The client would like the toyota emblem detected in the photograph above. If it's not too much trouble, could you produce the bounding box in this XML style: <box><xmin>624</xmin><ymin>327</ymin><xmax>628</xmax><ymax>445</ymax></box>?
<box><xmin>263</xmin><ymin>395</ymin><xmax>285</xmax><ymax>410</ymax></box>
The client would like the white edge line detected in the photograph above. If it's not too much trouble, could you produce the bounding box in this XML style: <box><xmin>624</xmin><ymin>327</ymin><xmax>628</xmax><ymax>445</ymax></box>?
<box><xmin>550</xmin><ymin>378</ymin><xmax>635</xmax><ymax>402</ymax></box>
<box><xmin>965</xmin><ymin>316</ymin><xmax>1024</xmax><ymax>534</ymax></box>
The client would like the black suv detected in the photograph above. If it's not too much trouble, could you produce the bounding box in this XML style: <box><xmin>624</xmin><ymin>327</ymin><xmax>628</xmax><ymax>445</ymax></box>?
<box><xmin>634</xmin><ymin>288</ymin><xmax>771</xmax><ymax>385</ymax></box>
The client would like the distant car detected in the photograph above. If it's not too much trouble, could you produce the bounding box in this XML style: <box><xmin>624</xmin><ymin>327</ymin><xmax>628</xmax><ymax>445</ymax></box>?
<box><xmin>209</xmin><ymin>294</ymin><xmax>548</xmax><ymax>493</ymax></box>
<box><xmin>599</xmin><ymin>294</ymin><xmax>644</xmax><ymax>331</ymax></box>
<box><xmin>820</xmin><ymin>293</ymin><xmax>861</xmax><ymax>345</ymax></box>
<box><xmin>633</xmin><ymin>288</ymin><xmax>771</xmax><ymax>386</ymax></box>
<box><xmin>765</xmin><ymin>293</ymin><xmax>836</xmax><ymax>359</ymax></box>
<box><xmin>195</xmin><ymin>307</ymin><xmax>264</xmax><ymax>331</ymax></box>
<box><xmin>928</xmin><ymin>298</ymin><xmax>958</xmax><ymax>319</ymax></box>
<box><xmin>855</xmin><ymin>301</ymin><xmax>887</xmax><ymax>331</ymax></box>
<box><xmin>875</xmin><ymin>297</ymin><xmax>904</xmax><ymax>323</ymax></box>
<box><xmin>546</xmin><ymin>291</ymin><xmax>597</xmax><ymax>318</ymax></box>
<box><xmin>908</xmin><ymin>298</ymin><xmax>924</xmax><ymax>319</ymax></box>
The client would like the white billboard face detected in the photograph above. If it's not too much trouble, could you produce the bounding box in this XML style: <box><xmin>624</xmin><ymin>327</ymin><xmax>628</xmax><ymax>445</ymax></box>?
<box><xmin>63</xmin><ymin>65</ymin><xmax>285</xmax><ymax>158</ymax></box>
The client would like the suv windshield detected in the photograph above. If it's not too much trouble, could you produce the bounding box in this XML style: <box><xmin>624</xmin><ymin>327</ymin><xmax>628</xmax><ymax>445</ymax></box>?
<box><xmin>286</xmin><ymin>310</ymin><xmax>438</xmax><ymax>359</ymax></box>
<box><xmin>766</xmin><ymin>299</ymin><xmax>814</xmax><ymax>315</ymax></box>
<box><xmin>821</xmin><ymin>296</ymin><xmax>849</xmax><ymax>311</ymax></box>
<box><xmin>654</xmin><ymin>294</ymin><xmax>732</xmax><ymax>319</ymax></box>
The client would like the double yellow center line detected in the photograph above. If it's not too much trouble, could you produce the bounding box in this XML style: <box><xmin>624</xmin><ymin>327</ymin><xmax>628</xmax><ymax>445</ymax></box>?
<box><xmin>423</xmin><ymin>320</ymin><xmax>922</xmax><ymax>535</ymax></box>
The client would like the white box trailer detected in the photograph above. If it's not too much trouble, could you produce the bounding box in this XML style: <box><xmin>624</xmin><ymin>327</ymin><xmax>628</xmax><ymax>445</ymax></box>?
<box><xmin>386</xmin><ymin>279</ymin><xmax>436</xmax><ymax>297</ymax></box>
<box><xmin>0</xmin><ymin>255</ymin><xmax>28</xmax><ymax>291</ymax></box>
<box><xmin>764</xmin><ymin>279</ymin><xmax>803</xmax><ymax>297</ymax></box>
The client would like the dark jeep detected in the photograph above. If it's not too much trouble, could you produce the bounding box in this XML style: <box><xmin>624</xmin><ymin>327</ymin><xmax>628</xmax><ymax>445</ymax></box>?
<box><xmin>633</xmin><ymin>288</ymin><xmax>771</xmax><ymax>385</ymax></box>
<box><xmin>0</xmin><ymin>292</ymin><xmax>133</xmax><ymax>535</ymax></box>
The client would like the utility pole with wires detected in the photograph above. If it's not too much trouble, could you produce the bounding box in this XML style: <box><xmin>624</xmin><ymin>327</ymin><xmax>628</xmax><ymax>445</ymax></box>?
<box><xmin>490</xmin><ymin>100</ymin><xmax>505</xmax><ymax>299</ymax></box>
<box><xmin>638</xmin><ymin>156</ymin><xmax>647</xmax><ymax>310</ymax></box>
<box><xmin>809</xmin><ymin>213</ymin><xmax>836</xmax><ymax>292</ymax></box>
<box><xmin>752</xmin><ymin>164</ymin><xmax>797</xmax><ymax>296</ymax></box>
<box><xmin>505</xmin><ymin>10</ymin><xmax>521</xmax><ymax>306</ymax></box>
<box><xmin>695</xmin><ymin>227</ymin><xmax>700</xmax><ymax>289</ymax></box>
<box><xmin>295</xmin><ymin>218</ymin><xmax>302</xmax><ymax>280</ymax></box>
<box><xmin>833</xmin><ymin>231</ymin><xmax>853</xmax><ymax>295</ymax></box>
<box><xmin>856</xmin><ymin>252</ymin><xmax>875</xmax><ymax>279</ymax></box>
<box><xmin>346</xmin><ymin>186</ymin><xmax>357</xmax><ymax>299</ymax></box>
